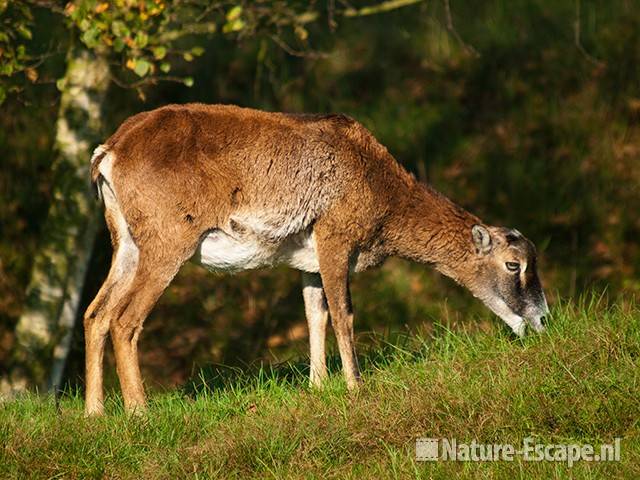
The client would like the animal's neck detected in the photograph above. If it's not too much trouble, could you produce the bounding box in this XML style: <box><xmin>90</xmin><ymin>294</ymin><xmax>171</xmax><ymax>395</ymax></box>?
<box><xmin>385</xmin><ymin>181</ymin><xmax>481</xmax><ymax>283</ymax></box>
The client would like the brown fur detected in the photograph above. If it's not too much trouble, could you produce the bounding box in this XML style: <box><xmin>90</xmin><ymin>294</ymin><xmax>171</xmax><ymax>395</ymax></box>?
<box><xmin>84</xmin><ymin>103</ymin><xmax>547</xmax><ymax>415</ymax></box>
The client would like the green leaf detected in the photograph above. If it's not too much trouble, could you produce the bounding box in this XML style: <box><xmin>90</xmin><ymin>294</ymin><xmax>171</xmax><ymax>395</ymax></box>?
<box><xmin>183</xmin><ymin>52</ymin><xmax>193</xmax><ymax>62</ymax></box>
<box><xmin>152</xmin><ymin>46</ymin><xmax>167</xmax><ymax>60</ymax></box>
<box><xmin>135</xmin><ymin>32</ymin><xmax>148</xmax><ymax>48</ymax></box>
<box><xmin>295</xmin><ymin>25</ymin><xmax>308</xmax><ymax>41</ymax></box>
<box><xmin>16</xmin><ymin>25</ymin><xmax>32</xmax><ymax>40</ymax></box>
<box><xmin>183</xmin><ymin>77</ymin><xmax>194</xmax><ymax>87</ymax></box>
<box><xmin>223</xmin><ymin>19</ymin><xmax>245</xmax><ymax>33</ymax></box>
<box><xmin>133</xmin><ymin>59</ymin><xmax>151</xmax><ymax>77</ymax></box>
<box><xmin>81</xmin><ymin>27</ymin><xmax>100</xmax><ymax>48</ymax></box>
<box><xmin>113</xmin><ymin>37</ymin><xmax>125</xmax><ymax>52</ymax></box>
<box><xmin>191</xmin><ymin>46</ymin><xmax>205</xmax><ymax>57</ymax></box>
<box><xmin>0</xmin><ymin>63</ymin><xmax>14</xmax><ymax>76</ymax></box>
<box><xmin>0</xmin><ymin>85</ymin><xmax>6</xmax><ymax>105</ymax></box>
<box><xmin>56</xmin><ymin>78</ymin><xmax>67</xmax><ymax>91</ymax></box>
<box><xmin>160</xmin><ymin>62</ymin><xmax>171</xmax><ymax>73</ymax></box>
<box><xmin>111</xmin><ymin>20</ymin><xmax>129</xmax><ymax>38</ymax></box>
<box><xmin>226</xmin><ymin>5</ymin><xmax>242</xmax><ymax>21</ymax></box>
<box><xmin>69</xmin><ymin>6</ymin><xmax>81</xmax><ymax>21</ymax></box>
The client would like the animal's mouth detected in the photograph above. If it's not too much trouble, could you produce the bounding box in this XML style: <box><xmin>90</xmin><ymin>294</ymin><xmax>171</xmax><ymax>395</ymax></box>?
<box><xmin>527</xmin><ymin>316</ymin><xmax>546</xmax><ymax>333</ymax></box>
<box><xmin>525</xmin><ymin>299</ymin><xmax>550</xmax><ymax>334</ymax></box>
<box><xmin>509</xmin><ymin>315</ymin><xmax>546</xmax><ymax>337</ymax></box>
<box><xmin>479</xmin><ymin>295</ymin><xmax>549</xmax><ymax>337</ymax></box>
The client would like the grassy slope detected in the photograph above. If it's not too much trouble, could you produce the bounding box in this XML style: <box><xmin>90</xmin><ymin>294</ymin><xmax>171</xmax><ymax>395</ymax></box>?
<box><xmin>1</xmin><ymin>296</ymin><xmax>639</xmax><ymax>479</ymax></box>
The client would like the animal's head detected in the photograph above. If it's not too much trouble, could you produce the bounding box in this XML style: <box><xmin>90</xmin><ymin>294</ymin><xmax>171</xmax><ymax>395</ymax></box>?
<box><xmin>465</xmin><ymin>225</ymin><xmax>549</xmax><ymax>337</ymax></box>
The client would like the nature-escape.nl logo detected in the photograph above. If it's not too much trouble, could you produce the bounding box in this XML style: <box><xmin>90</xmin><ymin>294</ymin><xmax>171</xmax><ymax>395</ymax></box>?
<box><xmin>416</xmin><ymin>437</ymin><xmax>621</xmax><ymax>467</ymax></box>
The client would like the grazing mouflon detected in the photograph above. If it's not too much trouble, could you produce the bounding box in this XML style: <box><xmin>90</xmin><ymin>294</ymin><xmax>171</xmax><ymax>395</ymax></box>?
<box><xmin>84</xmin><ymin>104</ymin><xmax>548</xmax><ymax>415</ymax></box>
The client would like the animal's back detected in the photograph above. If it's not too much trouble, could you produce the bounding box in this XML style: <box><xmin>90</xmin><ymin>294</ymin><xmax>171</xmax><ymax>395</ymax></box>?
<box><xmin>95</xmin><ymin>104</ymin><xmax>399</xmax><ymax>244</ymax></box>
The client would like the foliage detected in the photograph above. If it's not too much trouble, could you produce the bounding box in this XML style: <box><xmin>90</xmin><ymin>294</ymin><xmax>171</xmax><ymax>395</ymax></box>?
<box><xmin>0</xmin><ymin>1</ymin><xmax>423</xmax><ymax>103</ymax></box>
<box><xmin>0</xmin><ymin>0</ymin><xmax>35</xmax><ymax>104</ymax></box>
<box><xmin>64</xmin><ymin>0</ymin><xmax>321</xmax><ymax>88</ymax></box>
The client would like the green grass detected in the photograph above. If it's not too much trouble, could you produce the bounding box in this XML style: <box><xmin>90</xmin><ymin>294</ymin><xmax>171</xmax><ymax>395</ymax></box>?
<box><xmin>1</xmin><ymin>295</ymin><xmax>639</xmax><ymax>479</ymax></box>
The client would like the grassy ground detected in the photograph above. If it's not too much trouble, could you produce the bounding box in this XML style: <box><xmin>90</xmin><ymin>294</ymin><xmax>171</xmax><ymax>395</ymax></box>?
<box><xmin>1</xmin><ymin>295</ymin><xmax>638</xmax><ymax>479</ymax></box>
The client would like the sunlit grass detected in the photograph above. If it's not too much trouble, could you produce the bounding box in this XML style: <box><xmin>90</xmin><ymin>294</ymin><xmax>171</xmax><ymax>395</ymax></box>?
<box><xmin>1</xmin><ymin>294</ymin><xmax>638</xmax><ymax>479</ymax></box>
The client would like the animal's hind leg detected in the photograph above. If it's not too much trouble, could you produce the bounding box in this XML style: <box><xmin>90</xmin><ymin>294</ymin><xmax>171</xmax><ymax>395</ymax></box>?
<box><xmin>108</xmin><ymin>250</ymin><xmax>189</xmax><ymax>413</ymax></box>
<box><xmin>84</xmin><ymin>279</ymin><xmax>117</xmax><ymax>416</ymax></box>
<box><xmin>84</xmin><ymin>201</ymin><xmax>140</xmax><ymax>415</ymax></box>
<box><xmin>84</xmin><ymin>241</ymin><xmax>138</xmax><ymax>416</ymax></box>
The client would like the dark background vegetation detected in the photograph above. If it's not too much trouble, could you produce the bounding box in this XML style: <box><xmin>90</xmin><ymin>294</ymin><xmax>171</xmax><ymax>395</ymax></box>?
<box><xmin>1</xmin><ymin>0</ymin><xmax>638</xmax><ymax>391</ymax></box>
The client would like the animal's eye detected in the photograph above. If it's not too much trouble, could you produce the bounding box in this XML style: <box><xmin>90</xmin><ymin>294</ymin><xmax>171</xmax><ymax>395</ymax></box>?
<box><xmin>506</xmin><ymin>262</ymin><xmax>520</xmax><ymax>272</ymax></box>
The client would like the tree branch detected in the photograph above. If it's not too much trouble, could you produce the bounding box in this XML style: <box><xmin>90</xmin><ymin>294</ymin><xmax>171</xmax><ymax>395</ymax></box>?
<box><xmin>158</xmin><ymin>22</ymin><xmax>218</xmax><ymax>43</ymax></box>
<box><xmin>443</xmin><ymin>0</ymin><xmax>479</xmax><ymax>57</ymax></box>
<box><xmin>573</xmin><ymin>0</ymin><xmax>605</xmax><ymax>68</ymax></box>
<box><xmin>296</xmin><ymin>0</ymin><xmax>424</xmax><ymax>25</ymax></box>
<box><xmin>343</xmin><ymin>0</ymin><xmax>423</xmax><ymax>17</ymax></box>
<box><xmin>269</xmin><ymin>35</ymin><xmax>328</xmax><ymax>59</ymax></box>
<box><xmin>108</xmin><ymin>73</ymin><xmax>188</xmax><ymax>89</ymax></box>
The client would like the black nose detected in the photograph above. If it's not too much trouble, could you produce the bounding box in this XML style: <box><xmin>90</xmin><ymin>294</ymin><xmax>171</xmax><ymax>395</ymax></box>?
<box><xmin>540</xmin><ymin>315</ymin><xmax>547</xmax><ymax>327</ymax></box>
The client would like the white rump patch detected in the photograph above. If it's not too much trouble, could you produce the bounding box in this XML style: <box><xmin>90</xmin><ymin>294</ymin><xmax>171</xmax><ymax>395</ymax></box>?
<box><xmin>97</xmin><ymin>151</ymin><xmax>139</xmax><ymax>283</ymax></box>
<box><xmin>91</xmin><ymin>144</ymin><xmax>107</xmax><ymax>165</ymax></box>
<box><xmin>97</xmin><ymin>146</ymin><xmax>114</xmax><ymax>181</ymax></box>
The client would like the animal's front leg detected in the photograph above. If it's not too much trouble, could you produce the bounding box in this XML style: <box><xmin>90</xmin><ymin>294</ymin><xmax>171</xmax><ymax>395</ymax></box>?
<box><xmin>314</xmin><ymin>237</ymin><xmax>361</xmax><ymax>390</ymax></box>
<box><xmin>302</xmin><ymin>272</ymin><xmax>329</xmax><ymax>387</ymax></box>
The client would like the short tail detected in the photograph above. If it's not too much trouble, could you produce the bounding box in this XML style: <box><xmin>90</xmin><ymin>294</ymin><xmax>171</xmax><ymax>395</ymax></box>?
<box><xmin>90</xmin><ymin>145</ymin><xmax>109</xmax><ymax>201</ymax></box>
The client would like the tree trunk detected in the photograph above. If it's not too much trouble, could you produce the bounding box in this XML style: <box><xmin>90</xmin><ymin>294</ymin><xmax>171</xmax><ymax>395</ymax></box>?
<box><xmin>1</xmin><ymin>47</ymin><xmax>110</xmax><ymax>397</ymax></box>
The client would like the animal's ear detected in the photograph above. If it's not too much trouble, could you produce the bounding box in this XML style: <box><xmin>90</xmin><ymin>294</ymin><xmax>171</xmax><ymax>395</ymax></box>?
<box><xmin>472</xmin><ymin>225</ymin><xmax>492</xmax><ymax>254</ymax></box>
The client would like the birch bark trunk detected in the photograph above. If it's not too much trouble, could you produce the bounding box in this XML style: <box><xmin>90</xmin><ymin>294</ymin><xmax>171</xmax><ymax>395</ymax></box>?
<box><xmin>1</xmin><ymin>47</ymin><xmax>110</xmax><ymax>396</ymax></box>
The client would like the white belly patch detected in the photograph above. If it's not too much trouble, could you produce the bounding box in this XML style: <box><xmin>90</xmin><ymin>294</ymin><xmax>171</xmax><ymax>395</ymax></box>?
<box><xmin>194</xmin><ymin>225</ymin><xmax>320</xmax><ymax>273</ymax></box>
